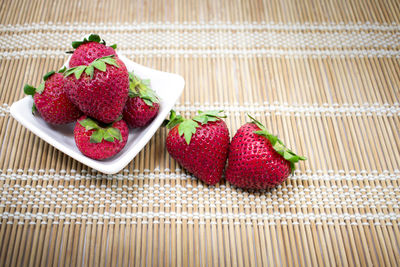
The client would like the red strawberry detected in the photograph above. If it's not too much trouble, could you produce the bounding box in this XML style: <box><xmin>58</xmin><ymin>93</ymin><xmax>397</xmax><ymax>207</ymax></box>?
<box><xmin>68</xmin><ymin>34</ymin><xmax>117</xmax><ymax>67</ymax></box>
<box><xmin>123</xmin><ymin>72</ymin><xmax>160</xmax><ymax>128</ymax></box>
<box><xmin>24</xmin><ymin>70</ymin><xmax>82</xmax><ymax>124</ymax></box>
<box><xmin>165</xmin><ymin>110</ymin><xmax>230</xmax><ymax>185</ymax></box>
<box><xmin>74</xmin><ymin>116</ymin><xmax>128</xmax><ymax>160</ymax></box>
<box><xmin>225</xmin><ymin>115</ymin><xmax>306</xmax><ymax>190</ymax></box>
<box><xmin>63</xmin><ymin>55</ymin><xmax>129</xmax><ymax>124</ymax></box>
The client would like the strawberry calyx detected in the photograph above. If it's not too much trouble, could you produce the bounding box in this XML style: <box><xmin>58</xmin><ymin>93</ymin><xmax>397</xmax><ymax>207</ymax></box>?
<box><xmin>64</xmin><ymin>55</ymin><xmax>119</xmax><ymax>80</ymax></box>
<box><xmin>248</xmin><ymin>114</ymin><xmax>306</xmax><ymax>172</ymax></box>
<box><xmin>58</xmin><ymin>66</ymin><xmax>67</xmax><ymax>74</ymax></box>
<box><xmin>128</xmin><ymin>72</ymin><xmax>159</xmax><ymax>107</ymax></box>
<box><xmin>67</xmin><ymin>34</ymin><xmax>117</xmax><ymax>52</ymax></box>
<box><xmin>165</xmin><ymin>110</ymin><xmax>226</xmax><ymax>145</ymax></box>
<box><xmin>24</xmin><ymin>70</ymin><xmax>58</xmax><ymax>114</ymax></box>
<box><xmin>79</xmin><ymin>117</ymin><xmax>123</xmax><ymax>144</ymax></box>
<box><xmin>163</xmin><ymin>110</ymin><xmax>184</xmax><ymax>128</ymax></box>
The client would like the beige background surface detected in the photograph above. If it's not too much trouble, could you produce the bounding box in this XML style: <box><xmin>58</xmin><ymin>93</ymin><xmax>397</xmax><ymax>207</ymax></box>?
<box><xmin>0</xmin><ymin>0</ymin><xmax>399</xmax><ymax>266</ymax></box>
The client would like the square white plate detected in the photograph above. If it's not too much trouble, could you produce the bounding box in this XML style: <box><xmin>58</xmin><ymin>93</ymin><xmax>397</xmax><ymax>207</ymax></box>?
<box><xmin>10</xmin><ymin>54</ymin><xmax>184</xmax><ymax>174</ymax></box>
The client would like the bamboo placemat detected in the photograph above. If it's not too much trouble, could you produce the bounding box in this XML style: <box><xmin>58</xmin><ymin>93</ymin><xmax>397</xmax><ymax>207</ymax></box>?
<box><xmin>0</xmin><ymin>0</ymin><xmax>399</xmax><ymax>266</ymax></box>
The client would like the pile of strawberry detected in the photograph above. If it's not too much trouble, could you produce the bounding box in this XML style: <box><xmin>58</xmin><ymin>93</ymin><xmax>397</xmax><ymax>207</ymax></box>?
<box><xmin>165</xmin><ymin>111</ymin><xmax>306</xmax><ymax>190</ymax></box>
<box><xmin>24</xmin><ymin>34</ymin><xmax>306</xmax><ymax>190</ymax></box>
<box><xmin>24</xmin><ymin>34</ymin><xmax>160</xmax><ymax>160</ymax></box>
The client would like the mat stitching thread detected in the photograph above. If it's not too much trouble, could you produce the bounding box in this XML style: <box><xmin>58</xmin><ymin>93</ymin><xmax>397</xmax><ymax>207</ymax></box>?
<box><xmin>1</xmin><ymin>21</ymin><xmax>400</xmax><ymax>32</ymax></box>
<box><xmin>2</xmin><ymin>102</ymin><xmax>399</xmax><ymax>117</ymax></box>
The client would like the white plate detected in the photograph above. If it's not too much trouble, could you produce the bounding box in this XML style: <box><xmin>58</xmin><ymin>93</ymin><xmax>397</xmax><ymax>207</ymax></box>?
<box><xmin>10</xmin><ymin>54</ymin><xmax>185</xmax><ymax>174</ymax></box>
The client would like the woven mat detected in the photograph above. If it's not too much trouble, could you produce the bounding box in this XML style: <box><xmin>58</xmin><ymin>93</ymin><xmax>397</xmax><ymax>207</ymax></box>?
<box><xmin>1</xmin><ymin>0</ymin><xmax>400</xmax><ymax>266</ymax></box>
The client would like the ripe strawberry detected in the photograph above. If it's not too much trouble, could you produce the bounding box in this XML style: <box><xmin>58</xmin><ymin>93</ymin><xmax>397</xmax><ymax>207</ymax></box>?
<box><xmin>24</xmin><ymin>70</ymin><xmax>82</xmax><ymax>124</ymax></box>
<box><xmin>74</xmin><ymin>116</ymin><xmax>128</xmax><ymax>160</ymax></box>
<box><xmin>63</xmin><ymin>55</ymin><xmax>129</xmax><ymax>124</ymax></box>
<box><xmin>68</xmin><ymin>34</ymin><xmax>117</xmax><ymax>67</ymax></box>
<box><xmin>165</xmin><ymin>110</ymin><xmax>230</xmax><ymax>185</ymax></box>
<box><xmin>123</xmin><ymin>72</ymin><xmax>160</xmax><ymax>128</ymax></box>
<box><xmin>225</xmin><ymin>115</ymin><xmax>306</xmax><ymax>190</ymax></box>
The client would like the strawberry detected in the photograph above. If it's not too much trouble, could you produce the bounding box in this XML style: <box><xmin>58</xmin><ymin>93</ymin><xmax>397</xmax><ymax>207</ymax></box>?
<box><xmin>74</xmin><ymin>116</ymin><xmax>128</xmax><ymax>160</ymax></box>
<box><xmin>68</xmin><ymin>34</ymin><xmax>117</xmax><ymax>67</ymax></box>
<box><xmin>63</xmin><ymin>55</ymin><xmax>129</xmax><ymax>124</ymax></box>
<box><xmin>123</xmin><ymin>72</ymin><xmax>160</xmax><ymax>128</ymax></box>
<box><xmin>24</xmin><ymin>70</ymin><xmax>82</xmax><ymax>124</ymax></box>
<box><xmin>225</xmin><ymin>115</ymin><xmax>306</xmax><ymax>190</ymax></box>
<box><xmin>165</xmin><ymin>110</ymin><xmax>230</xmax><ymax>185</ymax></box>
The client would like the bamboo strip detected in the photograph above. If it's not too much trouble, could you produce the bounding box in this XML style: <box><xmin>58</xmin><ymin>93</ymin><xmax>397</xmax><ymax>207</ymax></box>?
<box><xmin>1</xmin><ymin>0</ymin><xmax>400</xmax><ymax>266</ymax></box>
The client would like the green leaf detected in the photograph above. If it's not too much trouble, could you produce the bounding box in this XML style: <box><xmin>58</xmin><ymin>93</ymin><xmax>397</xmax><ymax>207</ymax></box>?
<box><xmin>193</xmin><ymin>115</ymin><xmax>218</xmax><ymax>124</ymax></box>
<box><xmin>32</xmin><ymin>103</ymin><xmax>37</xmax><ymax>114</ymax></box>
<box><xmin>283</xmin><ymin>151</ymin><xmax>294</xmax><ymax>161</ymax></box>
<box><xmin>63</xmin><ymin>67</ymin><xmax>77</xmax><ymax>77</ymax></box>
<box><xmin>43</xmin><ymin>71</ymin><xmax>55</xmax><ymax>81</ymax></box>
<box><xmin>107</xmin><ymin>127</ymin><xmax>122</xmax><ymax>141</ymax></box>
<box><xmin>165</xmin><ymin>110</ymin><xmax>184</xmax><ymax>129</ymax></box>
<box><xmin>71</xmin><ymin>34</ymin><xmax>105</xmax><ymax>49</ymax></box>
<box><xmin>200</xmin><ymin>110</ymin><xmax>226</xmax><ymax>118</ymax></box>
<box><xmin>92</xmin><ymin>60</ymin><xmax>106</xmax><ymax>72</ymax></box>
<box><xmin>63</xmin><ymin>65</ymin><xmax>86</xmax><ymax>79</ymax></box>
<box><xmin>74</xmin><ymin>66</ymin><xmax>86</xmax><ymax>79</ymax></box>
<box><xmin>192</xmin><ymin>116</ymin><xmax>208</xmax><ymax>124</ymax></box>
<box><xmin>272</xmin><ymin>142</ymin><xmax>285</xmax><ymax>154</ymax></box>
<box><xmin>101</xmin><ymin>56</ymin><xmax>119</xmax><ymax>68</ymax></box>
<box><xmin>128</xmin><ymin>90</ymin><xmax>140</xmax><ymax>98</ymax></box>
<box><xmin>128</xmin><ymin>72</ymin><xmax>135</xmax><ymax>81</ymax></box>
<box><xmin>36</xmin><ymin>82</ymin><xmax>45</xmax><ymax>94</ymax></box>
<box><xmin>290</xmin><ymin>162</ymin><xmax>295</xmax><ymax>172</ymax></box>
<box><xmin>64</xmin><ymin>56</ymin><xmax>117</xmax><ymax>80</ymax></box>
<box><xmin>165</xmin><ymin>110</ymin><xmax>225</xmax><ymax>145</ymax></box>
<box><xmin>79</xmin><ymin>118</ymin><xmax>123</xmax><ymax>143</ymax></box>
<box><xmin>58</xmin><ymin>66</ymin><xmax>67</xmax><ymax>73</ymax></box>
<box><xmin>88</xmin><ymin>34</ymin><xmax>101</xmax><ymax>43</ymax></box>
<box><xmin>142</xmin><ymin>79</ymin><xmax>151</xmax><ymax>87</ymax></box>
<box><xmin>267</xmin><ymin>134</ymin><xmax>278</xmax><ymax>145</ymax></box>
<box><xmin>78</xmin><ymin>118</ymin><xmax>99</xmax><ymax>130</ymax></box>
<box><xmin>109</xmin><ymin>44</ymin><xmax>117</xmax><ymax>49</ymax></box>
<box><xmin>128</xmin><ymin>71</ymin><xmax>159</xmax><ymax>106</ymax></box>
<box><xmin>253</xmin><ymin>130</ymin><xmax>265</xmax><ymax>136</ymax></box>
<box><xmin>103</xmin><ymin>131</ymin><xmax>115</xmax><ymax>142</ymax></box>
<box><xmin>178</xmin><ymin>119</ymin><xmax>199</xmax><ymax>145</ymax></box>
<box><xmin>72</xmin><ymin>41</ymin><xmax>83</xmax><ymax>49</ymax></box>
<box><xmin>85</xmin><ymin>65</ymin><xmax>94</xmax><ymax>78</ymax></box>
<box><xmin>290</xmin><ymin>155</ymin><xmax>300</xmax><ymax>163</ymax></box>
<box><xmin>247</xmin><ymin>113</ymin><xmax>266</xmax><ymax>130</ymax></box>
<box><xmin>248</xmin><ymin>113</ymin><xmax>306</xmax><ymax>172</ymax></box>
<box><xmin>90</xmin><ymin>129</ymin><xmax>104</xmax><ymax>143</ymax></box>
<box><xmin>24</xmin><ymin>84</ymin><xmax>36</xmax><ymax>95</ymax></box>
<box><xmin>143</xmin><ymin>89</ymin><xmax>159</xmax><ymax>104</ymax></box>
<box><xmin>142</xmin><ymin>98</ymin><xmax>154</xmax><ymax>106</ymax></box>
<box><xmin>192</xmin><ymin>110</ymin><xmax>225</xmax><ymax>125</ymax></box>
